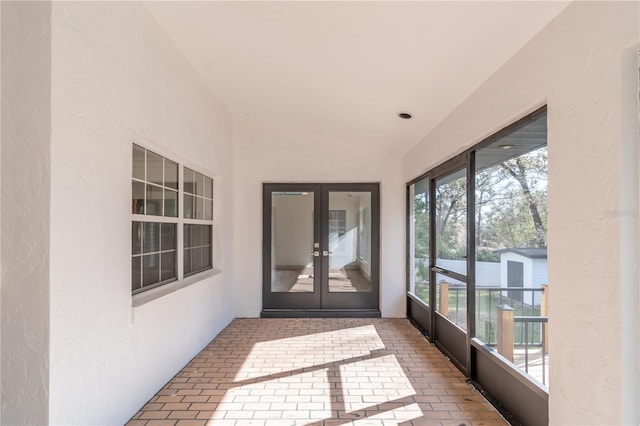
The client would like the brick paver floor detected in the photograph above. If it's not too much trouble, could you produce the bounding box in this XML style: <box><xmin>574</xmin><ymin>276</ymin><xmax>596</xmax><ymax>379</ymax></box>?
<box><xmin>127</xmin><ymin>318</ymin><xmax>507</xmax><ymax>426</ymax></box>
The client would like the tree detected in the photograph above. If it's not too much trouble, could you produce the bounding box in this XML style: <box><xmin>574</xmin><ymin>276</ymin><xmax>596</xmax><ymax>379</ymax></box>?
<box><xmin>435</xmin><ymin>176</ymin><xmax>467</xmax><ymax>259</ymax></box>
<box><xmin>413</xmin><ymin>192</ymin><xmax>429</xmax><ymax>259</ymax></box>
<box><xmin>477</xmin><ymin>146</ymin><xmax>548</xmax><ymax>250</ymax></box>
<box><xmin>500</xmin><ymin>150</ymin><xmax>547</xmax><ymax>247</ymax></box>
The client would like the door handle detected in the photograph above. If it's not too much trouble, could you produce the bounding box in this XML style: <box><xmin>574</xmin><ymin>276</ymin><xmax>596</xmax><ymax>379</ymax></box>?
<box><xmin>312</xmin><ymin>251</ymin><xmax>320</xmax><ymax>257</ymax></box>
<box><xmin>323</xmin><ymin>251</ymin><xmax>331</xmax><ymax>256</ymax></box>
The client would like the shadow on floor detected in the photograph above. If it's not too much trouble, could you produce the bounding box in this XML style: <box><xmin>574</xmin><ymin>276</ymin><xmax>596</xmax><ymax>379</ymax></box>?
<box><xmin>128</xmin><ymin>318</ymin><xmax>506</xmax><ymax>426</ymax></box>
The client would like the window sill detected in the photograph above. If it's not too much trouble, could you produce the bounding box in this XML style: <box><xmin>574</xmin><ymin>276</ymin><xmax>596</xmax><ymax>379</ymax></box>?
<box><xmin>132</xmin><ymin>268</ymin><xmax>220</xmax><ymax>308</ymax></box>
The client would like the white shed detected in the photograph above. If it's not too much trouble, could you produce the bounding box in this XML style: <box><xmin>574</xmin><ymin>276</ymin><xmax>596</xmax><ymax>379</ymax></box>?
<box><xmin>496</xmin><ymin>248</ymin><xmax>548</xmax><ymax>306</ymax></box>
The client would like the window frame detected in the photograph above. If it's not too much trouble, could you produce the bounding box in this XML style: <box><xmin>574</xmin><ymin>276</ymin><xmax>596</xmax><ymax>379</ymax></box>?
<box><xmin>132</xmin><ymin>142</ymin><xmax>215</xmax><ymax>296</ymax></box>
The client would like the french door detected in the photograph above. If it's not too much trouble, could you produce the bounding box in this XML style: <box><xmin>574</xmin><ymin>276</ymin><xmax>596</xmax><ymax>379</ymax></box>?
<box><xmin>262</xmin><ymin>183</ymin><xmax>380</xmax><ymax>317</ymax></box>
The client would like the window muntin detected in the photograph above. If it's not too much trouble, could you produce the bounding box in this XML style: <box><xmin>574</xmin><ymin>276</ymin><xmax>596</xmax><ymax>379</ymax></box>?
<box><xmin>132</xmin><ymin>144</ymin><xmax>214</xmax><ymax>294</ymax></box>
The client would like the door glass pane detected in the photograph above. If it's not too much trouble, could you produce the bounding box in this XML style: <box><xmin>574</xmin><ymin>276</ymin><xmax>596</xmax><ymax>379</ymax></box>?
<box><xmin>271</xmin><ymin>192</ymin><xmax>315</xmax><ymax>293</ymax></box>
<box><xmin>474</xmin><ymin>112</ymin><xmax>548</xmax><ymax>387</ymax></box>
<box><xmin>435</xmin><ymin>169</ymin><xmax>467</xmax><ymax>273</ymax></box>
<box><xmin>435</xmin><ymin>272</ymin><xmax>467</xmax><ymax>331</ymax></box>
<box><xmin>327</xmin><ymin>192</ymin><xmax>371</xmax><ymax>293</ymax></box>
<box><xmin>409</xmin><ymin>178</ymin><xmax>429</xmax><ymax>305</ymax></box>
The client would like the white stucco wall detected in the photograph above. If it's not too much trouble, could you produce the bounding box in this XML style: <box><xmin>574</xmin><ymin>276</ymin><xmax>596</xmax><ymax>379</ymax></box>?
<box><xmin>232</xmin><ymin>118</ymin><xmax>405</xmax><ymax>318</ymax></box>
<box><xmin>49</xmin><ymin>2</ymin><xmax>234</xmax><ymax>424</ymax></box>
<box><xmin>0</xmin><ymin>2</ymin><xmax>51</xmax><ymax>424</ymax></box>
<box><xmin>402</xmin><ymin>2</ymin><xmax>639</xmax><ymax>424</ymax></box>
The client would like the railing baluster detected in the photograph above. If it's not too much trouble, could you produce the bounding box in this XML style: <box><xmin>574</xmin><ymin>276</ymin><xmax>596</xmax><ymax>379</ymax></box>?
<box><xmin>524</xmin><ymin>321</ymin><xmax>529</xmax><ymax>373</ymax></box>
<box><xmin>456</xmin><ymin>289</ymin><xmax>460</xmax><ymax>326</ymax></box>
<box><xmin>541</xmin><ymin>320</ymin><xmax>546</xmax><ymax>386</ymax></box>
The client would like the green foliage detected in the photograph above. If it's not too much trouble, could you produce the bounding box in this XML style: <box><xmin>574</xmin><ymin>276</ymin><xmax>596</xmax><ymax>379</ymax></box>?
<box><xmin>413</xmin><ymin>193</ymin><xmax>429</xmax><ymax>259</ymax></box>
<box><xmin>436</xmin><ymin>239</ymin><xmax>466</xmax><ymax>260</ymax></box>
<box><xmin>476</xmin><ymin>146</ymin><xmax>548</xmax><ymax>251</ymax></box>
<box><xmin>415</xmin><ymin>261</ymin><xmax>429</xmax><ymax>283</ymax></box>
<box><xmin>476</xmin><ymin>249</ymin><xmax>500</xmax><ymax>262</ymax></box>
<box><xmin>413</xmin><ymin>146</ymin><xmax>549</xmax><ymax>260</ymax></box>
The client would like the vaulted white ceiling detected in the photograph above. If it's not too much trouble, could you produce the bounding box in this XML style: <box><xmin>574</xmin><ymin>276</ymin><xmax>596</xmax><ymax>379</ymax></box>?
<box><xmin>145</xmin><ymin>1</ymin><xmax>569</xmax><ymax>156</ymax></box>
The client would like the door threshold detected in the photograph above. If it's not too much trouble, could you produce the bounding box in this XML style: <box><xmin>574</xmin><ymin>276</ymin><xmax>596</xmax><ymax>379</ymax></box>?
<box><xmin>261</xmin><ymin>309</ymin><xmax>381</xmax><ymax>318</ymax></box>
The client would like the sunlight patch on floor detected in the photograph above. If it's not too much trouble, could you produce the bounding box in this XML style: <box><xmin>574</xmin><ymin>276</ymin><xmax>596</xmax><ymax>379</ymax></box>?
<box><xmin>234</xmin><ymin>325</ymin><xmax>385</xmax><ymax>382</ymax></box>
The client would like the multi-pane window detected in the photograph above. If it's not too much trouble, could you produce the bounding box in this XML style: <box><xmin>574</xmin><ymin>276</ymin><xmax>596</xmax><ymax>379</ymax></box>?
<box><xmin>132</xmin><ymin>144</ymin><xmax>213</xmax><ymax>294</ymax></box>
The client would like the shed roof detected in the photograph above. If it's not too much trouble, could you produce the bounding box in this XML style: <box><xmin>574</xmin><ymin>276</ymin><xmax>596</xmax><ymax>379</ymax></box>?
<box><xmin>495</xmin><ymin>248</ymin><xmax>547</xmax><ymax>259</ymax></box>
